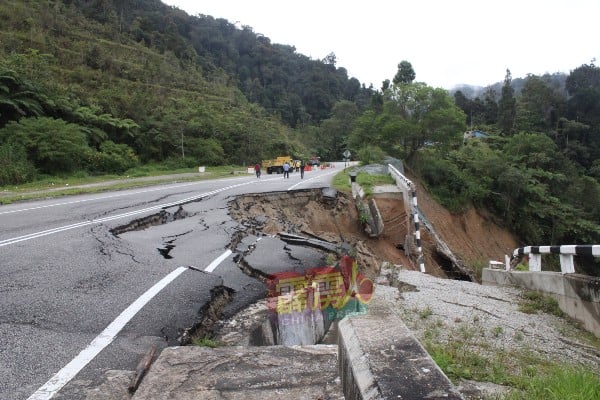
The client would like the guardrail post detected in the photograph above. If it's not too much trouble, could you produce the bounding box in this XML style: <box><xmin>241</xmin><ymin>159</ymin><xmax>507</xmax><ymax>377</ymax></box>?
<box><xmin>529</xmin><ymin>254</ymin><xmax>542</xmax><ymax>272</ymax></box>
<box><xmin>559</xmin><ymin>254</ymin><xmax>575</xmax><ymax>274</ymax></box>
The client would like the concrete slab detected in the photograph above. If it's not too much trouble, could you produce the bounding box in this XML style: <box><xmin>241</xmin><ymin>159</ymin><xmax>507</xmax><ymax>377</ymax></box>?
<box><xmin>338</xmin><ymin>286</ymin><xmax>464</xmax><ymax>399</ymax></box>
<box><xmin>132</xmin><ymin>345</ymin><xmax>344</xmax><ymax>400</ymax></box>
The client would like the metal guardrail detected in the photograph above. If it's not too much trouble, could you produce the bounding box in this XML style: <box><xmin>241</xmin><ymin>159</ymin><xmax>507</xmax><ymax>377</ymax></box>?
<box><xmin>387</xmin><ymin>164</ymin><xmax>425</xmax><ymax>272</ymax></box>
<box><xmin>491</xmin><ymin>245</ymin><xmax>600</xmax><ymax>274</ymax></box>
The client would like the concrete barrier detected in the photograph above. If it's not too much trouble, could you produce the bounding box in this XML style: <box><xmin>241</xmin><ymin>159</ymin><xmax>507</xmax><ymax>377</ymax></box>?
<box><xmin>482</xmin><ymin>269</ymin><xmax>600</xmax><ymax>337</ymax></box>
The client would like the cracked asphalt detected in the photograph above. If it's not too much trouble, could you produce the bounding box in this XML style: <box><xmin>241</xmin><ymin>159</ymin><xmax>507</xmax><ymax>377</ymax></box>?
<box><xmin>0</xmin><ymin>166</ymin><xmax>342</xmax><ymax>400</ymax></box>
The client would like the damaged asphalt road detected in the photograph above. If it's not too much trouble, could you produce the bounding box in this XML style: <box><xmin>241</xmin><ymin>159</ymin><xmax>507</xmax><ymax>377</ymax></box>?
<box><xmin>0</xmin><ymin>166</ymin><xmax>341</xmax><ymax>400</ymax></box>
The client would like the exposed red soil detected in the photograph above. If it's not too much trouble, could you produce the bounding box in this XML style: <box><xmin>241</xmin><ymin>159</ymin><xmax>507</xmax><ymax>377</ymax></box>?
<box><xmin>404</xmin><ymin>169</ymin><xmax>519</xmax><ymax>276</ymax></box>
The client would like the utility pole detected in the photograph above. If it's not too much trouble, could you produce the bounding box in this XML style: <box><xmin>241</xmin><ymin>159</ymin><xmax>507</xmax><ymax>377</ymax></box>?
<box><xmin>181</xmin><ymin>131</ymin><xmax>184</xmax><ymax>159</ymax></box>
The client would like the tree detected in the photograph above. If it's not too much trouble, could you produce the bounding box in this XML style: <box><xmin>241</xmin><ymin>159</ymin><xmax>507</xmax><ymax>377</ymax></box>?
<box><xmin>319</xmin><ymin>100</ymin><xmax>359</xmax><ymax>160</ymax></box>
<box><xmin>393</xmin><ymin>60</ymin><xmax>416</xmax><ymax>85</ymax></box>
<box><xmin>381</xmin><ymin>79</ymin><xmax>391</xmax><ymax>92</ymax></box>
<box><xmin>0</xmin><ymin>117</ymin><xmax>91</xmax><ymax>174</ymax></box>
<box><xmin>482</xmin><ymin>87</ymin><xmax>498</xmax><ymax>125</ymax></box>
<box><xmin>322</xmin><ymin>52</ymin><xmax>336</xmax><ymax>66</ymax></box>
<box><xmin>0</xmin><ymin>68</ymin><xmax>45</xmax><ymax>128</ymax></box>
<box><xmin>387</xmin><ymin>83</ymin><xmax>466</xmax><ymax>155</ymax></box>
<box><xmin>515</xmin><ymin>74</ymin><xmax>565</xmax><ymax>133</ymax></box>
<box><xmin>497</xmin><ymin>69</ymin><xmax>516</xmax><ymax>134</ymax></box>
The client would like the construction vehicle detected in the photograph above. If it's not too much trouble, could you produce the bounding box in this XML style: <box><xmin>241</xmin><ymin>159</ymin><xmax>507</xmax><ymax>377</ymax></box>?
<box><xmin>262</xmin><ymin>155</ymin><xmax>294</xmax><ymax>174</ymax></box>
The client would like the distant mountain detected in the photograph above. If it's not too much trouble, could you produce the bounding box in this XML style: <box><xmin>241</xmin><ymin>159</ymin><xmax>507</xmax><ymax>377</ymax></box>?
<box><xmin>449</xmin><ymin>73</ymin><xmax>568</xmax><ymax>100</ymax></box>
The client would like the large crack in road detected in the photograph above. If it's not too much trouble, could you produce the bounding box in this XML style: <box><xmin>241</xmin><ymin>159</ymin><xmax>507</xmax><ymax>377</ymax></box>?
<box><xmin>107</xmin><ymin>187</ymin><xmax>411</xmax><ymax>348</ymax></box>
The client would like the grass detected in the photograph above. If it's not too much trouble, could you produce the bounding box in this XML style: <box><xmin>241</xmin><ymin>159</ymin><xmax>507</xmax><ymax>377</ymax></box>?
<box><xmin>332</xmin><ymin>170</ymin><xmax>395</xmax><ymax>195</ymax></box>
<box><xmin>424</xmin><ymin>325</ymin><xmax>600</xmax><ymax>400</ymax></box>
<box><xmin>404</xmin><ymin>302</ymin><xmax>600</xmax><ymax>400</ymax></box>
<box><xmin>192</xmin><ymin>337</ymin><xmax>221</xmax><ymax>348</ymax></box>
<box><xmin>0</xmin><ymin>165</ymin><xmax>247</xmax><ymax>204</ymax></box>
<box><xmin>332</xmin><ymin>170</ymin><xmax>352</xmax><ymax>192</ymax></box>
<box><xmin>470</xmin><ymin>258</ymin><xmax>489</xmax><ymax>282</ymax></box>
<box><xmin>502</xmin><ymin>365</ymin><xmax>600</xmax><ymax>400</ymax></box>
<box><xmin>356</xmin><ymin>173</ymin><xmax>395</xmax><ymax>196</ymax></box>
<box><xmin>518</xmin><ymin>291</ymin><xmax>564</xmax><ymax>317</ymax></box>
<box><xmin>418</xmin><ymin>306</ymin><xmax>433</xmax><ymax>319</ymax></box>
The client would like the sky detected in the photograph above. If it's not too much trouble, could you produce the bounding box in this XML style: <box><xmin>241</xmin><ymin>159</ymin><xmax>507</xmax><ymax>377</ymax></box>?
<box><xmin>161</xmin><ymin>0</ymin><xmax>598</xmax><ymax>89</ymax></box>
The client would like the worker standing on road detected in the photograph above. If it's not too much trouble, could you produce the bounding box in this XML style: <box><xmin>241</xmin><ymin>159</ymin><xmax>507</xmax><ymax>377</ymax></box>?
<box><xmin>254</xmin><ymin>163</ymin><xmax>261</xmax><ymax>178</ymax></box>
<box><xmin>300</xmin><ymin>160</ymin><xmax>305</xmax><ymax>179</ymax></box>
<box><xmin>283</xmin><ymin>161</ymin><xmax>290</xmax><ymax>178</ymax></box>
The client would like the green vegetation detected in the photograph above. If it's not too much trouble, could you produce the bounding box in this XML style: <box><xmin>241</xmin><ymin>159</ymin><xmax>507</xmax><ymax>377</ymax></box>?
<box><xmin>418</xmin><ymin>306</ymin><xmax>433</xmax><ymax>319</ymax></box>
<box><xmin>427</xmin><ymin>338</ymin><xmax>600</xmax><ymax>400</ymax></box>
<box><xmin>518</xmin><ymin>291</ymin><xmax>564</xmax><ymax>317</ymax></box>
<box><xmin>502</xmin><ymin>365</ymin><xmax>600</xmax><ymax>400</ymax></box>
<box><xmin>332</xmin><ymin>170</ymin><xmax>353</xmax><ymax>192</ymax></box>
<box><xmin>356</xmin><ymin>202</ymin><xmax>369</xmax><ymax>225</ymax></box>
<box><xmin>192</xmin><ymin>337</ymin><xmax>221</xmax><ymax>348</ymax></box>
<box><xmin>356</xmin><ymin>173</ymin><xmax>395</xmax><ymax>195</ymax></box>
<box><xmin>492</xmin><ymin>326</ymin><xmax>504</xmax><ymax>337</ymax></box>
<box><xmin>420</xmin><ymin>318</ymin><xmax>600</xmax><ymax>400</ymax></box>
<box><xmin>400</xmin><ymin>296</ymin><xmax>600</xmax><ymax>400</ymax></box>
<box><xmin>0</xmin><ymin>0</ymin><xmax>374</xmax><ymax>186</ymax></box>
<box><xmin>357</xmin><ymin>145</ymin><xmax>386</xmax><ymax>164</ymax></box>
<box><xmin>332</xmin><ymin>171</ymin><xmax>395</xmax><ymax>196</ymax></box>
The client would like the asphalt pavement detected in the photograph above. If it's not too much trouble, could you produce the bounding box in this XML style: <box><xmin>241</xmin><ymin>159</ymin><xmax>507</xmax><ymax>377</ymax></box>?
<box><xmin>0</xmin><ymin>166</ymin><xmax>341</xmax><ymax>400</ymax></box>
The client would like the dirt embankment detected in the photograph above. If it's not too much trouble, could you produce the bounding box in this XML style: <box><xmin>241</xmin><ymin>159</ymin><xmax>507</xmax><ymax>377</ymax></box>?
<box><xmin>404</xmin><ymin>169</ymin><xmax>519</xmax><ymax>277</ymax></box>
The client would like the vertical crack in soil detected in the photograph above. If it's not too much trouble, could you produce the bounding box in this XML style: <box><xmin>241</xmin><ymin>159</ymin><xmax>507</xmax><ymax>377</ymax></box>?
<box><xmin>178</xmin><ymin>285</ymin><xmax>235</xmax><ymax>345</ymax></box>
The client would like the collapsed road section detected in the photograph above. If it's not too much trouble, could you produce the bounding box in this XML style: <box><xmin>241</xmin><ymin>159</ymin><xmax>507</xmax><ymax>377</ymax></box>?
<box><xmin>106</xmin><ymin>183</ymin><xmax>472</xmax><ymax>350</ymax></box>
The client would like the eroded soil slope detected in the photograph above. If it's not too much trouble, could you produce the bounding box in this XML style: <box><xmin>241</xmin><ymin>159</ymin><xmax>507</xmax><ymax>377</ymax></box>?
<box><xmin>229</xmin><ymin>183</ymin><xmax>519</xmax><ymax>280</ymax></box>
<box><xmin>405</xmin><ymin>169</ymin><xmax>519</xmax><ymax>276</ymax></box>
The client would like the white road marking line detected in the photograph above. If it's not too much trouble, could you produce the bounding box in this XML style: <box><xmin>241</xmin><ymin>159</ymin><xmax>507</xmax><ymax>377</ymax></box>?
<box><xmin>287</xmin><ymin>169</ymin><xmax>338</xmax><ymax>190</ymax></box>
<box><xmin>27</xmin><ymin>245</ymin><xmax>234</xmax><ymax>400</ymax></box>
<box><xmin>0</xmin><ymin>180</ymin><xmax>256</xmax><ymax>247</ymax></box>
<box><xmin>204</xmin><ymin>249</ymin><xmax>232</xmax><ymax>272</ymax></box>
<box><xmin>0</xmin><ymin>176</ymin><xmax>253</xmax><ymax>215</ymax></box>
<box><xmin>27</xmin><ymin>266</ymin><xmax>188</xmax><ymax>400</ymax></box>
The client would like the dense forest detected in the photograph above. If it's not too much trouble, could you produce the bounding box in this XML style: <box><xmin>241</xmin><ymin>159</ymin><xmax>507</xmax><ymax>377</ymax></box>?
<box><xmin>0</xmin><ymin>0</ymin><xmax>599</xmax><ymax>252</ymax></box>
<box><xmin>0</xmin><ymin>0</ymin><xmax>374</xmax><ymax>181</ymax></box>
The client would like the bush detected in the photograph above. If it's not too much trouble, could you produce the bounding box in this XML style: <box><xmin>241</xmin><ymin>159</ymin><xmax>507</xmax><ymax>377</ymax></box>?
<box><xmin>357</xmin><ymin>145</ymin><xmax>385</xmax><ymax>164</ymax></box>
<box><xmin>0</xmin><ymin>117</ymin><xmax>90</xmax><ymax>174</ymax></box>
<box><xmin>0</xmin><ymin>142</ymin><xmax>36</xmax><ymax>185</ymax></box>
<box><xmin>163</xmin><ymin>156</ymin><xmax>199</xmax><ymax>169</ymax></box>
<box><xmin>412</xmin><ymin>150</ymin><xmax>471</xmax><ymax>212</ymax></box>
<box><xmin>187</xmin><ymin>138</ymin><xmax>225</xmax><ymax>166</ymax></box>
<box><xmin>88</xmin><ymin>140</ymin><xmax>139</xmax><ymax>174</ymax></box>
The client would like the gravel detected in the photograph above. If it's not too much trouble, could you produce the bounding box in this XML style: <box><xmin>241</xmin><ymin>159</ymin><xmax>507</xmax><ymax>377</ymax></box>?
<box><xmin>375</xmin><ymin>267</ymin><xmax>600</xmax><ymax>396</ymax></box>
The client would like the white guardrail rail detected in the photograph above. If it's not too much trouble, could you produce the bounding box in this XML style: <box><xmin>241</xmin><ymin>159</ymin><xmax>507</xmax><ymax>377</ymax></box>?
<box><xmin>387</xmin><ymin>164</ymin><xmax>425</xmax><ymax>272</ymax></box>
<box><xmin>491</xmin><ymin>245</ymin><xmax>600</xmax><ymax>274</ymax></box>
